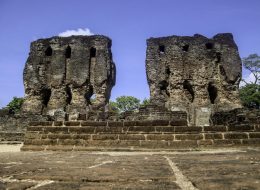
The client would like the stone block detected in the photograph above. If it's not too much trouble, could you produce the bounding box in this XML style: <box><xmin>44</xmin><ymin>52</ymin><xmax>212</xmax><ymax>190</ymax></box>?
<box><xmin>174</xmin><ymin>126</ymin><xmax>202</xmax><ymax>133</ymax></box>
<box><xmin>170</xmin><ymin>120</ymin><xmax>187</xmax><ymax>126</ymax></box>
<box><xmin>175</xmin><ymin>134</ymin><xmax>203</xmax><ymax>140</ymax></box>
<box><xmin>108</xmin><ymin>121</ymin><xmax>123</xmax><ymax>127</ymax></box>
<box><xmin>224</xmin><ymin>132</ymin><xmax>248</xmax><ymax>139</ymax></box>
<box><xmin>81</xmin><ymin>121</ymin><xmax>107</xmax><ymax>126</ymax></box>
<box><xmin>64</xmin><ymin>121</ymin><xmax>80</xmax><ymax>126</ymax></box>
<box><xmin>140</xmin><ymin>140</ymin><xmax>168</xmax><ymax>148</ymax></box>
<box><xmin>136</xmin><ymin>120</ymin><xmax>153</xmax><ymax>126</ymax></box>
<box><xmin>44</xmin><ymin>127</ymin><xmax>69</xmax><ymax>133</ymax></box>
<box><xmin>213</xmin><ymin>139</ymin><xmax>242</xmax><ymax>146</ymax></box>
<box><xmin>29</xmin><ymin>121</ymin><xmax>53</xmax><ymax>126</ymax></box>
<box><xmin>54</xmin><ymin>121</ymin><xmax>63</xmax><ymax>126</ymax></box>
<box><xmin>58</xmin><ymin>139</ymin><xmax>84</xmax><ymax>146</ymax></box>
<box><xmin>228</xmin><ymin>125</ymin><xmax>254</xmax><ymax>131</ymax></box>
<box><xmin>155</xmin><ymin>126</ymin><xmax>175</xmax><ymax>133</ymax></box>
<box><xmin>204</xmin><ymin>126</ymin><xmax>227</xmax><ymax>132</ymax></box>
<box><xmin>249</xmin><ymin>132</ymin><xmax>260</xmax><ymax>139</ymax></box>
<box><xmin>198</xmin><ymin>140</ymin><xmax>213</xmax><ymax>146</ymax></box>
<box><xmin>168</xmin><ymin>141</ymin><xmax>198</xmax><ymax>148</ymax></box>
<box><xmin>242</xmin><ymin>138</ymin><xmax>260</xmax><ymax>145</ymax></box>
<box><xmin>152</xmin><ymin>120</ymin><xmax>169</xmax><ymax>126</ymax></box>
<box><xmin>123</xmin><ymin>121</ymin><xmax>137</xmax><ymax>126</ymax></box>
<box><xmin>119</xmin><ymin>134</ymin><xmax>145</xmax><ymax>140</ymax></box>
<box><xmin>128</xmin><ymin>126</ymin><xmax>156</xmax><ymax>133</ymax></box>
<box><xmin>146</xmin><ymin>134</ymin><xmax>174</xmax><ymax>141</ymax></box>
<box><xmin>92</xmin><ymin>134</ymin><xmax>118</xmax><ymax>140</ymax></box>
<box><xmin>204</xmin><ymin>133</ymin><xmax>223</xmax><ymax>139</ymax></box>
<box><xmin>27</xmin><ymin>126</ymin><xmax>44</xmax><ymax>132</ymax></box>
<box><xmin>69</xmin><ymin>127</ymin><xmax>95</xmax><ymax>133</ymax></box>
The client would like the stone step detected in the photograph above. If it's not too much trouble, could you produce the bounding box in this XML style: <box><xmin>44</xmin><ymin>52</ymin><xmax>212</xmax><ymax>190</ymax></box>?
<box><xmin>24</xmin><ymin>131</ymin><xmax>260</xmax><ymax>143</ymax></box>
<box><xmin>26</xmin><ymin>124</ymin><xmax>258</xmax><ymax>134</ymax></box>
<box><xmin>21</xmin><ymin>138</ymin><xmax>260</xmax><ymax>151</ymax></box>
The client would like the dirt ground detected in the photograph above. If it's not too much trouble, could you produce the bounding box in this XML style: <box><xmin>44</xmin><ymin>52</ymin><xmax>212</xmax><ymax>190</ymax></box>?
<box><xmin>0</xmin><ymin>145</ymin><xmax>259</xmax><ymax>190</ymax></box>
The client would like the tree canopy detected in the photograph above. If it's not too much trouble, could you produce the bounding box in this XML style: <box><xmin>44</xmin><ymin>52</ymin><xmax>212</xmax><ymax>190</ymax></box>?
<box><xmin>7</xmin><ymin>97</ymin><xmax>24</xmax><ymax>114</ymax></box>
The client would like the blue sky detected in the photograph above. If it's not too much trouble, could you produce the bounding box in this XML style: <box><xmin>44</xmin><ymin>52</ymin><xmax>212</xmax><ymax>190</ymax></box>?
<box><xmin>0</xmin><ymin>0</ymin><xmax>259</xmax><ymax>108</ymax></box>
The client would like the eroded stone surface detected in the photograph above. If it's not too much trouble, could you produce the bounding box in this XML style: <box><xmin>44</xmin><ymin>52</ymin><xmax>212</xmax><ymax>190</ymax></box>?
<box><xmin>146</xmin><ymin>33</ymin><xmax>242</xmax><ymax>126</ymax></box>
<box><xmin>22</xmin><ymin>35</ymin><xmax>116</xmax><ymax>119</ymax></box>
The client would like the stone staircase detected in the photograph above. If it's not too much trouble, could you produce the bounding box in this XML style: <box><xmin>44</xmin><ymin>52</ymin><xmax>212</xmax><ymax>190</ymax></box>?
<box><xmin>21</xmin><ymin>120</ymin><xmax>260</xmax><ymax>151</ymax></box>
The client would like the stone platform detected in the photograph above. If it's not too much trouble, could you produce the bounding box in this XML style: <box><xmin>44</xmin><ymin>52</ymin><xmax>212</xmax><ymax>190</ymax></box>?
<box><xmin>21</xmin><ymin>120</ymin><xmax>260</xmax><ymax>151</ymax></box>
<box><xmin>0</xmin><ymin>148</ymin><xmax>260</xmax><ymax>189</ymax></box>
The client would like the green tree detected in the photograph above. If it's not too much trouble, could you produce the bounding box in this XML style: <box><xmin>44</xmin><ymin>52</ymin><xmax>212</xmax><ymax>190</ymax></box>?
<box><xmin>239</xmin><ymin>84</ymin><xmax>260</xmax><ymax>109</ymax></box>
<box><xmin>7</xmin><ymin>97</ymin><xmax>24</xmax><ymax>114</ymax></box>
<box><xmin>108</xmin><ymin>101</ymin><xmax>119</xmax><ymax>113</ymax></box>
<box><xmin>113</xmin><ymin>96</ymin><xmax>140</xmax><ymax>112</ymax></box>
<box><xmin>141</xmin><ymin>98</ymin><xmax>150</xmax><ymax>106</ymax></box>
<box><xmin>242</xmin><ymin>54</ymin><xmax>260</xmax><ymax>84</ymax></box>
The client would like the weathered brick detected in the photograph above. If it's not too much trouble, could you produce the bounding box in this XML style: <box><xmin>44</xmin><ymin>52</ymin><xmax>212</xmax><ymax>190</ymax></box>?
<box><xmin>128</xmin><ymin>126</ymin><xmax>156</xmax><ymax>133</ymax></box>
<box><xmin>54</xmin><ymin>121</ymin><xmax>63</xmax><ymax>126</ymax></box>
<box><xmin>58</xmin><ymin>139</ymin><xmax>83</xmax><ymax>146</ymax></box>
<box><xmin>69</xmin><ymin>127</ymin><xmax>95</xmax><ymax>133</ymax></box>
<box><xmin>92</xmin><ymin>134</ymin><xmax>118</xmax><ymax>140</ymax></box>
<box><xmin>170</xmin><ymin>120</ymin><xmax>187</xmax><ymax>126</ymax></box>
<box><xmin>152</xmin><ymin>120</ymin><xmax>169</xmax><ymax>126</ymax></box>
<box><xmin>29</xmin><ymin>121</ymin><xmax>53</xmax><ymax>126</ymax></box>
<box><xmin>213</xmin><ymin>139</ymin><xmax>242</xmax><ymax>145</ymax></box>
<box><xmin>140</xmin><ymin>140</ymin><xmax>168</xmax><ymax>148</ymax></box>
<box><xmin>224</xmin><ymin>132</ymin><xmax>248</xmax><ymax>139</ymax></box>
<box><xmin>175</xmin><ymin>126</ymin><xmax>202</xmax><ymax>133</ymax></box>
<box><xmin>169</xmin><ymin>141</ymin><xmax>198</xmax><ymax>148</ymax></box>
<box><xmin>249</xmin><ymin>132</ymin><xmax>260</xmax><ymax>138</ymax></box>
<box><xmin>242</xmin><ymin>139</ymin><xmax>260</xmax><ymax>145</ymax></box>
<box><xmin>204</xmin><ymin>126</ymin><xmax>227</xmax><ymax>132</ymax></box>
<box><xmin>27</xmin><ymin>126</ymin><xmax>44</xmax><ymax>132</ymax></box>
<box><xmin>81</xmin><ymin>121</ymin><xmax>107</xmax><ymax>126</ymax></box>
<box><xmin>155</xmin><ymin>126</ymin><xmax>175</xmax><ymax>133</ymax></box>
<box><xmin>24</xmin><ymin>132</ymin><xmax>40</xmax><ymax>139</ymax></box>
<box><xmin>72</xmin><ymin>134</ymin><xmax>91</xmax><ymax>140</ymax></box>
<box><xmin>228</xmin><ymin>125</ymin><xmax>254</xmax><ymax>131</ymax></box>
<box><xmin>31</xmin><ymin>139</ymin><xmax>57</xmax><ymax>145</ymax></box>
<box><xmin>48</xmin><ymin>134</ymin><xmax>71</xmax><ymax>139</ymax></box>
<box><xmin>123</xmin><ymin>121</ymin><xmax>137</xmax><ymax>126</ymax></box>
<box><xmin>64</xmin><ymin>121</ymin><xmax>80</xmax><ymax>126</ymax></box>
<box><xmin>204</xmin><ymin>133</ymin><xmax>223</xmax><ymax>139</ymax></box>
<box><xmin>175</xmin><ymin>134</ymin><xmax>203</xmax><ymax>140</ymax></box>
<box><xmin>147</xmin><ymin>134</ymin><xmax>174</xmax><ymax>141</ymax></box>
<box><xmin>44</xmin><ymin>127</ymin><xmax>69</xmax><ymax>133</ymax></box>
<box><xmin>136</xmin><ymin>120</ymin><xmax>153</xmax><ymax>126</ymax></box>
<box><xmin>119</xmin><ymin>134</ymin><xmax>145</xmax><ymax>140</ymax></box>
<box><xmin>198</xmin><ymin>140</ymin><xmax>213</xmax><ymax>146</ymax></box>
<box><xmin>105</xmin><ymin>126</ymin><xmax>123</xmax><ymax>133</ymax></box>
<box><xmin>107</xmin><ymin>121</ymin><xmax>123</xmax><ymax>127</ymax></box>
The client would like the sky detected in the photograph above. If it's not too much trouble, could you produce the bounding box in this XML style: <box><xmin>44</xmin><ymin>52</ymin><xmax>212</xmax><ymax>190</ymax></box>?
<box><xmin>0</xmin><ymin>0</ymin><xmax>259</xmax><ymax>108</ymax></box>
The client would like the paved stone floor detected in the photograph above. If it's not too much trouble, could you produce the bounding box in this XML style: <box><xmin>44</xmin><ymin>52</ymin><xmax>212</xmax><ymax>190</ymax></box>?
<box><xmin>0</xmin><ymin>146</ymin><xmax>259</xmax><ymax>190</ymax></box>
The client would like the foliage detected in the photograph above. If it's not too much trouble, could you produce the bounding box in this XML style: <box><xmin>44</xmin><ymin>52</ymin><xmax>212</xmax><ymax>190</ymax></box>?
<box><xmin>7</xmin><ymin>97</ymin><xmax>24</xmax><ymax>114</ymax></box>
<box><xmin>108</xmin><ymin>101</ymin><xmax>119</xmax><ymax>113</ymax></box>
<box><xmin>113</xmin><ymin>96</ymin><xmax>141</xmax><ymax>112</ymax></box>
<box><xmin>239</xmin><ymin>84</ymin><xmax>260</xmax><ymax>109</ymax></box>
<box><xmin>242</xmin><ymin>54</ymin><xmax>260</xmax><ymax>84</ymax></box>
<box><xmin>141</xmin><ymin>98</ymin><xmax>150</xmax><ymax>106</ymax></box>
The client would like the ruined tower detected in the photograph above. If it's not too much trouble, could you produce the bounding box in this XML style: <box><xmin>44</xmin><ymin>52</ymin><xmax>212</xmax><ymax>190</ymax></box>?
<box><xmin>22</xmin><ymin>35</ymin><xmax>116</xmax><ymax>119</ymax></box>
<box><xmin>146</xmin><ymin>33</ymin><xmax>242</xmax><ymax>126</ymax></box>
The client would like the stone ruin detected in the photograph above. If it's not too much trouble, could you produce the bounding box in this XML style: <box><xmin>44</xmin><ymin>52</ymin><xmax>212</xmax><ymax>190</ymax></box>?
<box><xmin>22</xmin><ymin>35</ymin><xmax>116</xmax><ymax>121</ymax></box>
<box><xmin>146</xmin><ymin>33</ymin><xmax>242</xmax><ymax>126</ymax></box>
<box><xmin>1</xmin><ymin>33</ymin><xmax>259</xmax><ymax>150</ymax></box>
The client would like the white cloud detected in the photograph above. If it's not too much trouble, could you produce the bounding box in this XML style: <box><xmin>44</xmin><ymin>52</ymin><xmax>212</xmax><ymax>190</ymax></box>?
<box><xmin>58</xmin><ymin>28</ymin><xmax>94</xmax><ymax>37</ymax></box>
<box><xmin>240</xmin><ymin>73</ymin><xmax>256</xmax><ymax>87</ymax></box>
